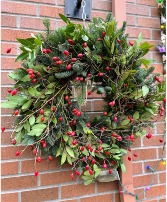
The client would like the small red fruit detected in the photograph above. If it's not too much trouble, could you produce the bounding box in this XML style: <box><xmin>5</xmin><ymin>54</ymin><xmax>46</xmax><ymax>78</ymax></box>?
<box><xmin>12</xmin><ymin>139</ymin><xmax>16</xmax><ymax>145</ymax></box>
<box><xmin>75</xmin><ymin>170</ymin><xmax>80</xmax><ymax>176</ymax></box>
<box><xmin>33</xmin><ymin>149</ymin><xmax>38</xmax><ymax>155</ymax></box>
<box><xmin>86</xmin><ymin>123</ymin><xmax>91</xmax><ymax>128</ymax></box>
<box><xmin>68</xmin><ymin>101</ymin><xmax>72</xmax><ymax>106</ymax></box>
<box><xmin>105</xmin><ymin>66</ymin><xmax>111</xmax><ymax>71</ymax></box>
<box><xmin>72</xmin><ymin>58</ymin><xmax>77</xmax><ymax>62</ymax></box>
<box><xmin>83</xmin><ymin>42</ymin><xmax>87</xmax><ymax>48</ymax></box>
<box><xmin>30</xmin><ymin>74</ymin><xmax>35</xmax><ymax>79</ymax></box>
<box><xmin>88</xmin><ymin>91</ymin><xmax>92</xmax><ymax>96</ymax></box>
<box><xmin>43</xmin><ymin>142</ymin><xmax>47</xmax><ymax>148</ymax></box>
<box><xmin>53</xmin><ymin>56</ymin><xmax>59</xmax><ymax>61</ymax></box>
<box><xmin>28</xmin><ymin>70</ymin><xmax>34</xmax><ymax>75</ymax></box>
<box><xmin>1</xmin><ymin>127</ymin><xmax>6</xmax><ymax>132</ymax></box>
<box><xmin>66</xmin><ymin>64</ymin><xmax>72</xmax><ymax>70</ymax></box>
<box><xmin>75</xmin><ymin>77</ymin><xmax>80</xmax><ymax>82</ymax></box>
<box><xmin>163</xmin><ymin>97</ymin><xmax>166</xmax><ymax>102</ymax></box>
<box><xmin>41</xmin><ymin>116</ymin><xmax>45</xmax><ymax>122</ymax></box>
<box><xmin>102</xmin><ymin>31</ymin><xmax>106</xmax><ymax>37</ymax></box>
<box><xmin>105</xmin><ymin>151</ymin><xmax>110</xmax><ymax>155</ymax></box>
<box><xmin>89</xmin><ymin>169</ymin><xmax>93</xmax><ymax>175</ymax></box>
<box><xmin>109</xmin><ymin>101</ymin><xmax>115</xmax><ymax>107</ymax></box>
<box><xmin>71</xmin><ymin>173</ymin><xmax>74</xmax><ymax>180</ymax></box>
<box><xmin>87</xmin><ymin>73</ymin><xmax>92</xmax><ymax>77</ymax></box>
<box><xmin>130</xmin><ymin>134</ymin><xmax>134</xmax><ymax>140</ymax></box>
<box><xmin>103</xmin><ymin>112</ymin><xmax>108</xmax><ymax>116</ymax></box>
<box><xmin>159</xmin><ymin>139</ymin><xmax>164</xmax><ymax>143</ymax></box>
<box><xmin>112</xmin><ymin>133</ymin><xmax>117</xmax><ymax>137</ymax></box>
<box><xmin>59</xmin><ymin>117</ymin><xmax>63</xmax><ymax>122</ymax></box>
<box><xmin>103</xmin><ymin>163</ymin><xmax>107</xmax><ymax>168</ymax></box>
<box><xmin>128</xmin><ymin>148</ymin><xmax>131</xmax><ymax>152</ymax></box>
<box><xmin>79</xmin><ymin>77</ymin><xmax>84</xmax><ymax>82</ymax></box>
<box><xmin>146</xmin><ymin>133</ymin><xmax>152</xmax><ymax>139</ymax></box>
<box><xmin>98</xmin><ymin>146</ymin><xmax>103</xmax><ymax>151</ymax></box>
<box><xmin>48</xmin><ymin>156</ymin><xmax>53</xmax><ymax>161</ymax></box>
<box><xmin>72</xmin><ymin>139</ymin><xmax>77</xmax><ymax>145</ymax></box>
<box><xmin>34</xmin><ymin>171</ymin><xmax>39</xmax><ymax>177</ymax></box>
<box><xmin>7</xmin><ymin>89</ymin><xmax>12</xmax><ymax>93</ymax></box>
<box><xmin>42</xmin><ymin>49</ymin><xmax>47</xmax><ymax>53</ymax></box>
<box><xmin>119</xmin><ymin>191</ymin><xmax>123</xmax><ymax>194</ymax></box>
<box><xmin>40</xmin><ymin>109</ymin><xmax>44</xmax><ymax>115</ymax></box>
<box><xmin>14</xmin><ymin>110</ymin><xmax>19</xmax><ymax>116</ymax></box>
<box><xmin>77</xmin><ymin>111</ymin><xmax>82</xmax><ymax>116</ymax></box>
<box><xmin>52</xmin><ymin>106</ymin><xmax>57</xmax><ymax>112</ymax></box>
<box><xmin>11</xmin><ymin>89</ymin><xmax>18</xmax><ymax>96</ymax></box>
<box><xmin>36</xmin><ymin>156</ymin><xmax>42</xmax><ymax>162</ymax></box>
<box><xmin>98</xmin><ymin>38</ymin><xmax>102</xmax><ymax>41</ymax></box>
<box><xmin>65</xmin><ymin>95</ymin><xmax>69</xmax><ymax>101</ymax></box>
<box><xmin>128</xmin><ymin>157</ymin><xmax>132</xmax><ymax>161</ymax></box>
<box><xmin>68</xmin><ymin>39</ymin><xmax>74</xmax><ymax>45</ymax></box>
<box><xmin>155</xmin><ymin>76</ymin><xmax>161</xmax><ymax>83</ymax></box>
<box><xmin>133</xmin><ymin>153</ymin><xmax>138</xmax><ymax>157</ymax></box>
<box><xmin>117</xmin><ymin>136</ymin><xmax>122</xmax><ymax>141</ymax></box>
<box><xmin>113</xmin><ymin>117</ymin><xmax>118</xmax><ymax>122</ymax></box>
<box><xmin>101</xmin><ymin>127</ymin><xmax>105</xmax><ymax>131</ymax></box>
<box><xmin>6</xmin><ymin>48</ymin><xmax>11</xmax><ymax>53</ymax></box>
<box><xmin>80</xmin><ymin>146</ymin><xmax>85</xmax><ymax>151</ymax></box>
<box><xmin>77</xmin><ymin>53</ymin><xmax>83</xmax><ymax>58</ymax></box>
<box><xmin>46</xmin><ymin>49</ymin><xmax>51</xmax><ymax>53</ymax></box>
<box><xmin>32</xmin><ymin>79</ymin><xmax>37</xmax><ymax>83</ymax></box>
<box><xmin>98</xmin><ymin>72</ymin><xmax>103</xmax><ymax>77</ymax></box>
<box><xmin>117</xmin><ymin>39</ymin><xmax>121</xmax><ymax>43</ymax></box>
<box><xmin>109</xmin><ymin>169</ymin><xmax>112</xmax><ymax>174</ymax></box>
<box><xmin>86</xmin><ymin>164</ymin><xmax>89</xmax><ymax>170</ymax></box>
<box><xmin>129</xmin><ymin>41</ymin><xmax>134</xmax><ymax>46</ymax></box>
<box><xmin>15</xmin><ymin>151</ymin><xmax>21</xmax><ymax>156</ymax></box>
<box><xmin>64</xmin><ymin>50</ymin><xmax>69</xmax><ymax>55</ymax></box>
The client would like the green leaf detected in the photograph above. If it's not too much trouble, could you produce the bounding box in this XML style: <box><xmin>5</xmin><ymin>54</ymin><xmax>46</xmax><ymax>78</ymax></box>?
<box><xmin>52</xmin><ymin>117</ymin><xmax>57</xmax><ymax>124</ymax></box>
<box><xmin>97</xmin><ymin>87</ymin><xmax>105</xmax><ymax>94</ymax></box>
<box><xmin>137</xmin><ymin>33</ymin><xmax>143</xmax><ymax>43</ymax></box>
<box><xmin>28</xmin><ymin>124</ymin><xmax>46</xmax><ymax>136</ymax></box>
<box><xmin>145</xmin><ymin>108</ymin><xmax>155</xmax><ymax>115</ymax></box>
<box><xmin>95</xmin><ymin>169</ymin><xmax>101</xmax><ymax>178</ymax></box>
<box><xmin>20</xmin><ymin>75</ymin><xmax>31</xmax><ymax>82</ymax></box>
<box><xmin>121</xmin><ymin>119</ymin><xmax>130</xmax><ymax>126</ymax></box>
<box><xmin>120</xmin><ymin>163</ymin><xmax>126</xmax><ymax>173</ymax></box>
<box><xmin>66</xmin><ymin>146</ymin><xmax>75</xmax><ymax>158</ymax></box>
<box><xmin>142</xmin><ymin>86</ymin><xmax>149</xmax><ymax>97</ymax></box>
<box><xmin>56</xmin><ymin>147</ymin><xmax>61</xmax><ymax>157</ymax></box>
<box><xmin>24</xmin><ymin>121</ymin><xmax>30</xmax><ymax>132</ymax></box>
<box><xmin>28</xmin><ymin>87</ymin><xmax>41</xmax><ymax>97</ymax></box>
<box><xmin>1</xmin><ymin>101</ymin><xmax>17</xmax><ymax>108</ymax></box>
<box><xmin>15</xmin><ymin>131</ymin><xmax>23</xmax><ymax>144</ymax></box>
<box><xmin>63</xmin><ymin>134</ymin><xmax>68</xmax><ymax>142</ymax></box>
<box><xmin>47</xmin><ymin>82</ymin><xmax>56</xmax><ymax>89</ymax></box>
<box><xmin>59</xmin><ymin>14</ymin><xmax>71</xmax><ymax>24</ymax></box>
<box><xmin>84</xmin><ymin>180</ymin><xmax>93</xmax><ymax>185</ymax></box>
<box><xmin>22</xmin><ymin>100</ymin><xmax>32</xmax><ymax>110</ymax></box>
<box><xmin>29</xmin><ymin>115</ymin><xmax>35</xmax><ymax>126</ymax></box>
<box><xmin>61</xmin><ymin>151</ymin><xmax>67</xmax><ymax>165</ymax></box>
<box><xmin>101</xmin><ymin>143</ymin><xmax>110</xmax><ymax>148</ymax></box>
<box><xmin>67</xmin><ymin>155</ymin><xmax>72</xmax><ymax>165</ymax></box>
<box><xmin>133</xmin><ymin>111</ymin><xmax>139</xmax><ymax>120</ymax></box>
<box><xmin>15</xmin><ymin>52</ymin><xmax>28</xmax><ymax>62</ymax></box>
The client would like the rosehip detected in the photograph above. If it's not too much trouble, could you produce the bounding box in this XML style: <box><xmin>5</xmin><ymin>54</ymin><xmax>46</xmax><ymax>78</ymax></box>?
<box><xmin>30</xmin><ymin>74</ymin><xmax>35</xmax><ymax>79</ymax></box>
<box><xmin>36</xmin><ymin>156</ymin><xmax>42</xmax><ymax>162</ymax></box>
<box><xmin>128</xmin><ymin>148</ymin><xmax>131</xmax><ymax>152</ymax></box>
<box><xmin>7</xmin><ymin>89</ymin><xmax>12</xmax><ymax>93</ymax></box>
<box><xmin>75</xmin><ymin>77</ymin><xmax>80</xmax><ymax>81</ymax></box>
<box><xmin>129</xmin><ymin>41</ymin><xmax>134</xmax><ymax>46</ymax></box>
<box><xmin>155</xmin><ymin>76</ymin><xmax>161</xmax><ymax>82</ymax></box>
<box><xmin>83</xmin><ymin>42</ymin><xmax>87</xmax><ymax>48</ymax></box>
<box><xmin>109</xmin><ymin>169</ymin><xmax>112</xmax><ymax>174</ymax></box>
<box><xmin>6</xmin><ymin>48</ymin><xmax>11</xmax><ymax>53</ymax></box>
<box><xmin>102</xmin><ymin>31</ymin><xmax>106</xmax><ymax>37</ymax></box>
<box><xmin>101</xmin><ymin>127</ymin><xmax>105</xmax><ymax>131</ymax></box>
<box><xmin>32</xmin><ymin>79</ymin><xmax>37</xmax><ymax>83</ymax></box>
<box><xmin>68</xmin><ymin>101</ymin><xmax>72</xmax><ymax>106</ymax></box>
<box><xmin>42</xmin><ymin>49</ymin><xmax>47</xmax><ymax>53</ymax></box>
<box><xmin>117</xmin><ymin>39</ymin><xmax>121</xmax><ymax>43</ymax></box>
<box><xmin>105</xmin><ymin>151</ymin><xmax>110</xmax><ymax>155</ymax></box>
<box><xmin>98</xmin><ymin>72</ymin><xmax>103</xmax><ymax>77</ymax></box>
<box><xmin>113</xmin><ymin>117</ymin><xmax>118</xmax><ymax>122</ymax></box>
<box><xmin>112</xmin><ymin>133</ymin><xmax>117</xmax><ymax>137</ymax></box>
<box><xmin>1</xmin><ymin>127</ymin><xmax>6</xmax><ymax>132</ymax></box>
<box><xmin>43</xmin><ymin>142</ymin><xmax>47</xmax><ymax>148</ymax></box>
<box><xmin>88</xmin><ymin>91</ymin><xmax>92</xmax><ymax>95</ymax></box>
<box><xmin>71</xmin><ymin>173</ymin><xmax>74</xmax><ymax>180</ymax></box>
<box><xmin>53</xmin><ymin>56</ymin><xmax>59</xmax><ymax>61</ymax></box>
<box><xmin>105</xmin><ymin>66</ymin><xmax>111</xmax><ymax>71</ymax></box>
<box><xmin>109</xmin><ymin>101</ymin><xmax>115</xmax><ymax>107</ymax></box>
<box><xmin>159</xmin><ymin>139</ymin><xmax>164</xmax><ymax>143</ymax></box>
<box><xmin>80</xmin><ymin>146</ymin><xmax>85</xmax><ymax>151</ymax></box>
<box><xmin>103</xmin><ymin>163</ymin><xmax>107</xmax><ymax>168</ymax></box>
<box><xmin>77</xmin><ymin>53</ymin><xmax>83</xmax><ymax>58</ymax></box>
<box><xmin>15</xmin><ymin>151</ymin><xmax>21</xmax><ymax>156</ymax></box>
<box><xmin>79</xmin><ymin>77</ymin><xmax>84</xmax><ymax>82</ymax></box>
<box><xmin>98</xmin><ymin>146</ymin><xmax>103</xmax><ymax>151</ymax></box>
<box><xmin>72</xmin><ymin>58</ymin><xmax>77</xmax><ymax>62</ymax></box>
<box><xmin>28</xmin><ymin>70</ymin><xmax>34</xmax><ymax>75</ymax></box>
<box><xmin>163</xmin><ymin>97</ymin><xmax>166</xmax><ymax>102</ymax></box>
<box><xmin>72</xmin><ymin>139</ymin><xmax>77</xmax><ymax>145</ymax></box>
<box><xmin>68</xmin><ymin>39</ymin><xmax>74</xmax><ymax>45</ymax></box>
<box><xmin>146</xmin><ymin>133</ymin><xmax>152</xmax><ymax>139</ymax></box>
<box><xmin>87</xmin><ymin>73</ymin><xmax>92</xmax><ymax>77</ymax></box>
<box><xmin>59</xmin><ymin>117</ymin><xmax>63</xmax><ymax>122</ymax></box>
<box><xmin>11</xmin><ymin>89</ymin><xmax>18</xmax><ymax>96</ymax></box>
<box><xmin>130</xmin><ymin>134</ymin><xmax>134</xmax><ymax>140</ymax></box>
<box><xmin>66</xmin><ymin>64</ymin><xmax>72</xmax><ymax>70</ymax></box>
<box><xmin>89</xmin><ymin>169</ymin><xmax>93</xmax><ymax>175</ymax></box>
<box><xmin>91</xmin><ymin>159</ymin><xmax>96</xmax><ymax>165</ymax></box>
<box><xmin>98</xmin><ymin>38</ymin><xmax>102</xmax><ymax>41</ymax></box>
<box><xmin>34</xmin><ymin>171</ymin><xmax>39</xmax><ymax>177</ymax></box>
<box><xmin>46</xmin><ymin>49</ymin><xmax>51</xmax><ymax>53</ymax></box>
<box><xmin>14</xmin><ymin>110</ymin><xmax>19</xmax><ymax>116</ymax></box>
<box><xmin>33</xmin><ymin>149</ymin><xmax>38</xmax><ymax>155</ymax></box>
<box><xmin>89</xmin><ymin>147</ymin><xmax>93</xmax><ymax>152</ymax></box>
<box><xmin>77</xmin><ymin>111</ymin><xmax>82</xmax><ymax>116</ymax></box>
<box><xmin>64</xmin><ymin>95</ymin><xmax>69</xmax><ymax>101</ymax></box>
<box><xmin>75</xmin><ymin>170</ymin><xmax>80</xmax><ymax>176</ymax></box>
<box><xmin>86</xmin><ymin>123</ymin><xmax>91</xmax><ymax>128</ymax></box>
<box><xmin>64</xmin><ymin>50</ymin><xmax>69</xmax><ymax>55</ymax></box>
<box><xmin>103</xmin><ymin>112</ymin><xmax>108</xmax><ymax>116</ymax></box>
<box><xmin>86</xmin><ymin>165</ymin><xmax>89</xmax><ymax>170</ymax></box>
<box><xmin>52</xmin><ymin>106</ymin><xmax>57</xmax><ymax>112</ymax></box>
<box><xmin>133</xmin><ymin>153</ymin><xmax>138</xmax><ymax>157</ymax></box>
<box><xmin>128</xmin><ymin>157</ymin><xmax>132</xmax><ymax>161</ymax></box>
<box><xmin>117</xmin><ymin>136</ymin><xmax>122</xmax><ymax>141</ymax></box>
<box><xmin>12</xmin><ymin>139</ymin><xmax>16</xmax><ymax>145</ymax></box>
<box><xmin>41</xmin><ymin>117</ymin><xmax>45</xmax><ymax>122</ymax></box>
<box><xmin>48</xmin><ymin>156</ymin><xmax>53</xmax><ymax>161</ymax></box>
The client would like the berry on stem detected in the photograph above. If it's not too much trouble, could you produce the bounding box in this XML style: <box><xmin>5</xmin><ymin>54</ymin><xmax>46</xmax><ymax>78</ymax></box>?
<box><xmin>1</xmin><ymin>127</ymin><xmax>6</xmax><ymax>132</ymax></box>
<box><xmin>6</xmin><ymin>48</ymin><xmax>11</xmax><ymax>53</ymax></box>
<box><xmin>34</xmin><ymin>171</ymin><xmax>39</xmax><ymax>177</ymax></box>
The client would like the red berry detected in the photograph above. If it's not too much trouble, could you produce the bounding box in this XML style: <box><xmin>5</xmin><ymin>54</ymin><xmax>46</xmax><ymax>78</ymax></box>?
<box><xmin>105</xmin><ymin>151</ymin><xmax>110</xmax><ymax>155</ymax></box>
<box><xmin>40</xmin><ymin>109</ymin><xmax>44</xmax><ymax>115</ymax></box>
<box><xmin>113</xmin><ymin>117</ymin><xmax>118</xmax><ymax>122</ymax></box>
<box><xmin>43</xmin><ymin>142</ymin><xmax>47</xmax><ymax>148</ymax></box>
<box><xmin>72</xmin><ymin>58</ymin><xmax>77</xmax><ymax>62</ymax></box>
<box><xmin>98</xmin><ymin>146</ymin><xmax>103</xmax><ymax>151</ymax></box>
<box><xmin>130</xmin><ymin>134</ymin><xmax>134</xmax><ymax>140</ymax></box>
<box><xmin>75</xmin><ymin>77</ymin><xmax>80</xmax><ymax>82</ymax></box>
<box><xmin>53</xmin><ymin>56</ymin><xmax>59</xmax><ymax>61</ymax></box>
<box><xmin>129</xmin><ymin>41</ymin><xmax>134</xmax><ymax>46</ymax></box>
<box><xmin>77</xmin><ymin>111</ymin><xmax>82</xmax><ymax>116</ymax></box>
<box><xmin>83</xmin><ymin>42</ymin><xmax>87</xmax><ymax>48</ymax></box>
<box><xmin>86</xmin><ymin>164</ymin><xmax>89</xmax><ymax>170</ymax></box>
<box><xmin>64</xmin><ymin>50</ymin><xmax>69</xmax><ymax>55</ymax></box>
<box><xmin>105</xmin><ymin>66</ymin><xmax>111</xmax><ymax>71</ymax></box>
<box><xmin>46</xmin><ymin>49</ymin><xmax>51</xmax><ymax>53</ymax></box>
<box><xmin>15</xmin><ymin>151</ymin><xmax>21</xmax><ymax>156</ymax></box>
<box><xmin>111</xmin><ymin>161</ymin><xmax>116</xmax><ymax>165</ymax></box>
<box><xmin>75</xmin><ymin>170</ymin><xmax>80</xmax><ymax>176</ymax></box>
<box><xmin>145</xmin><ymin>102</ymin><xmax>149</xmax><ymax>107</ymax></box>
<box><xmin>28</xmin><ymin>70</ymin><xmax>34</xmax><ymax>75</ymax></box>
<box><xmin>89</xmin><ymin>169</ymin><xmax>93</xmax><ymax>175</ymax></box>
<box><xmin>58</xmin><ymin>60</ymin><xmax>63</xmax><ymax>65</ymax></box>
<box><xmin>117</xmin><ymin>136</ymin><xmax>122</xmax><ymax>141</ymax></box>
<box><xmin>72</xmin><ymin>139</ymin><xmax>77</xmax><ymax>145</ymax></box>
<box><xmin>59</xmin><ymin>117</ymin><xmax>63</xmax><ymax>122</ymax></box>
<box><xmin>14</xmin><ymin>110</ymin><xmax>19</xmax><ymax>116</ymax></box>
<box><xmin>65</xmin><ymin>95</ymin><xmax>69</xmax><ymax>101</ymax></box>
<box><xmin>159</xmin><ymin>111</ymin><xmax>164</xmax><ymax>116</ymax></box>
<box><xmin>86</xmin><ymin>123</ymin><xmax>91</xmax><ymax>128</ymax></box>
<box><xmin>103</xmin><ymin>163</ymin><xmax>107</xmax><ymax>168</ymax></box>
<box><xmin>68</xmin><ymin>39</ymin><xmax>74</xmax><ymax>45</ymax></box>
<box><xmin>52</xmin><ymin>106</ymin><xmax>57</xmax><ymax>112</ymax></box>
<box><xmin>6</xmin><ymin>48</ymin><xmax>11</xmax><ymax>53</ymax></box>
<box><xmin>109</xmin><ymin>101</ymin><xmax>115</xmax><ymax>107</ymax></box>
<box><xmin>109</xmin><ymin>169</ymin><xmax>112</xmax><ymax>174</ymax></box>
<box><xmin>160</xmin><ymin>107</ymin><xmax>164</xmax><ymax>111</ymax></box>
<box><xmin>11</xmin><ymin>89</ymin><xmax>18</xmax><ymax>96</ymax></box>
<box><xmin>41</xmin><ymin>117</ymin><xmax>45</xmax><ymax>122</ymax></box>
<box><xmin>80</xmin><ymin>146</ymin><xmax>85</xmax><ymax>151</ymax></box>
<box><xmin>163</xmin><ymin>97</ymin><xmax>166</xmax><ymax>102</ymax></box>
<box><xmin>112</xmin><ymin>133</ymin><xmax>117</xmax><ymax>137</ymax></box>
<box><xmin>87</xmin><ymin>73</ymin><xmax>92</xmax><ymax>77</ymax></box>
<box><xmin>103</xmin><ymin>112</ymin><xmax>108</xmax><ymax>116</ymax></box>
<box><xmin>89</xmin><ymin>147</ymin><xmax>93</xmax><ymax>152</ymax></box>
<box><xmin>117</xmin><ymin>39</ymin><xmax>121</xmax><ymax>43</ymax></box>
<box><xmin>128</xmin><ymin>148</ymin><xmax>131</xmax><ymax>152</ymax></box>
<box><xmin>155</xmin><ymin>76</ymin><xmax>161</xmax><ymax>83</ymax></box>
<box><xmin>98</xmin><ymin>72</ymin><xmax>103</xmax><ymax>77</ymax></box>
<box><xmin>77</xmin><ymin>53</ymin><xmax>83</xmax><ymax>58</ymax></box>
<box><xmin>91</xmin><ymin>159</ymin><xmax>96</xmax><ymax>165</ymax></box>
<box><xmin>68</xmin><ymin>101</ymin><xmax>72</xmax><ymax>106</ymax></box>
<box><xmin>79</xmin><ymin>77</ymin><xmax>84</xmax><ymax>82</ymax></box>
<box><xmin>88</xmin><ymin>91</ymin><xmax>92</xmax><ymax>95</ymax></box>
<box><xmin>66</xmin><ymin>64</ymin><xmax>72</xmax><ymax>70</ymax></box>
<box><xmin>102</xmin><ymin>31</ymin><xmax>106</xmax><ymax>37</ymax></box>
<box><xmin>7</xmin><ymin>89</ymin><xmax>12</xmax><ymax>93</ymax></box>
<box><xmin>101</xmin><ymin>127</ymin><xmax>105</xmax><ymax>131</ymax></box>
<box><xmin>98</xmin><ymin>38</ymin><xmax>102</xmax><ymax>41</ymax></box>
<box><xmin>33</xmin><ymin>149</ymin><xmax>38</xmax><ymax>155</ymax></box>
<box><xmin>1</xmin><ymin>127</ymin><xmax>6</xmax><ymax>132</ymax></box>
<box><xmin>36</xmin><ymin>156</ymin><xmax>42</xmax><ymax>162</ymax></box>
<box><xmin>159</xmin><ymin>139</ymin><xmax>164</xmax><ymax>143</ymax></box>
<box><xmin>146</xmin><ymin>133</ymin><xmax>152</xmax><ymax>139</ymax></box>
<box><xmin>30</xmin><ymin>74</ymin><xmax>35</xmax><ymax>79</ymax></box>
<box><xmin>133</xmin><ymin>153</ymin><xmax>138</xmax><ymax>157</ymax></box>
<box><xmin>124</xmin><ymin>83</ymin><xmax>128</xmax><ymax>87</ymax></box>
<box><xmin>34</xmin><ymin>171</ymin><xmax>39</xmax><ymax>177</ymax></box>
<box><xmin>48</xmin><ymin>156</ymin><xmax>53</xmax><ymax>161</ymax></box>
<box><xmin>12</xmin><ymin>139</ymin><xmax>16</xmax><ymax>145</ymax></box>
<box><xmin>32</xmin><ymin>79</ymin><xmax>37</xmax><ymax>83</ymax></box>
<box><xmin>119</xmin><ymin>191</ymin><xmax>123</xmax><ymax>194</ymax></box>
<box><xmin>128</xmin><ymin>157</ymin><xmax>132</xmax><ymax>161</ymax></box>
<box><xmin>71</xmin><ymin>173</ymin><xmax>74</xmax><ymax>180</ymax></box>
<box><xmin>42</xmin><ymin>49</ymin><xmax>47</xmax><ymax>53</ymax></box>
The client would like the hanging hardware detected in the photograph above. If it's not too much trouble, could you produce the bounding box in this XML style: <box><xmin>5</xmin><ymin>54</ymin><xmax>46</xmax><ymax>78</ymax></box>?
<box><xmin>64</xmin><ymin>0</ymin><xmax>91</xmax><ymax>20</ymax></box>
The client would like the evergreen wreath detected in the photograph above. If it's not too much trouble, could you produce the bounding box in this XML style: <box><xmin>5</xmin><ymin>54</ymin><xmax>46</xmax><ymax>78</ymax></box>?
<box><xmin>2</xmin><ymin>13</ymin><xmax>165</xmax><ymax>185</ymax></box>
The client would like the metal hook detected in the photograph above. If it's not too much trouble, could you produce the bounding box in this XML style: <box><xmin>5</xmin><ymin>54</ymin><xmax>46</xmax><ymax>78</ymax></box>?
<box><xmin>76</xmin><ymin>0</ymin><xmax>82</xmax><ymax>8</ymax></box>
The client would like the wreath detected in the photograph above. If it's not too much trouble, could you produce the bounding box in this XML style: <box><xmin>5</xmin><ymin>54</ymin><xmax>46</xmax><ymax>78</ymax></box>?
<box><xmin>2</xmin><ymin>13</ymin><xmax>165</xmax><ymax>185</ymax></box>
